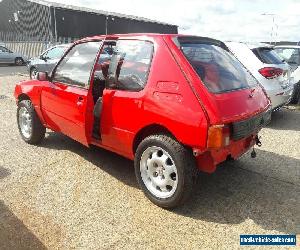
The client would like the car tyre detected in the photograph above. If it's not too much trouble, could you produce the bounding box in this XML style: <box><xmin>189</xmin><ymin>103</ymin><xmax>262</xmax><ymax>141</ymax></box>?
<box><xmin>30</xmin><ymin>67</ymin><xmax>38</xmax><ymax>79</ymax></box>
<box><xmin>15</xmin><ymin>57</ymin><xmax>24</xmax><ymax>66</ymax></box>
<box><xmin>17</xmin><ymin>100</ymin><xmax>46</xmax><ymax>144</ymax></box>
<box><xmin>134</xmin><ymin>134</ymin><xmax>197</xmax><ymax>208</ymax></box>
<box><xmin>290</xmin><ymin>82</ymin><xmax>300</xmax><ymax>104</ymax></box>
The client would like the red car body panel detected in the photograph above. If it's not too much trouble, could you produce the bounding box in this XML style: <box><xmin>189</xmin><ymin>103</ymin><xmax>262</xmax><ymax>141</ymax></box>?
<box><xmin>14</xmin><ymin>34</ymin><xmax>271</xmax><ymax>173</ymax></box>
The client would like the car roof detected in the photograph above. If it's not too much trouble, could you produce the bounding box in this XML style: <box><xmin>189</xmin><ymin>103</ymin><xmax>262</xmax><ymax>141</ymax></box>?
<box><xmin>75</xmin><ymin>33</ymin><xmax>223</xmax><ymax>44</ymax></box>
<box><xmin>225</xmin><ymin>41</ymin><xmax>273</xmax><ymax>50</ymax></box>
<box><xmin>274</xmin><ymin>45</ymin><xmax>300</xmax><ymax>49</ymax></box>
<box><xmin>53</xmin><ymin>43</ymin><xmax>72</xmax><ymax>48</ymax></box>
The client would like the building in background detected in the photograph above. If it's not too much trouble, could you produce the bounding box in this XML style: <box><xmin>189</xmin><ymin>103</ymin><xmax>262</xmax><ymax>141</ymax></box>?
<box><xmin>0</xmin><ymin>0</ymin><xmax>178</xmax><ymax>43</ymax></box>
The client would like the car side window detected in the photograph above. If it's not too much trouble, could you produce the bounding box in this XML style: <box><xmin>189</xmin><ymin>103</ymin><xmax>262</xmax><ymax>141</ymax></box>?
<box><xmin>45</xmin><ymin>47</ymin><xmax>66</xmax><ymax>60</ymax></box>
<box><xmin>107</xmin><ymin>40</ymin><xmax>153</xmax><ymax>91</ymax></box>
<box><xmin>0</xmin><ymin>46</ymin><xmax>10</xmax><ymax>53</ymax></box>
<box><xmin>53</xmin><ymin>41</ymin><xmax>102</xmax><ymax>88</ymax></box>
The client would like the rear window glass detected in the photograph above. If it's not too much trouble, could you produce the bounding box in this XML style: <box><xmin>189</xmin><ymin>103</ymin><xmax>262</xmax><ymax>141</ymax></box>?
<box><xmin>178</xmin><ymin>40</ymin><xmax>257</xmax><ymax>93</ymax></box>
<box><xmin>252</xmin><ymin>48</ymin><xmax>283</xmax><ymax>64</ymax></box>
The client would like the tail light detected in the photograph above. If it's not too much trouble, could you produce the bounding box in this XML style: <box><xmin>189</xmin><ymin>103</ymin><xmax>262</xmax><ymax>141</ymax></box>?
<box><xmin>258</xmin><ymin>67</ymin><xmax>283</xmax><ymax>79</ymax></box>
<box><xmin>207</xmin><ymin>125</ymin><xmax>230</xmax><ymax>148</ymax></box>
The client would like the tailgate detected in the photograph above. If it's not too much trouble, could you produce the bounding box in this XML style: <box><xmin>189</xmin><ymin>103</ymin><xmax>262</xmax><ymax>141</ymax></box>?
<box><xmin>213</xmin><ymin>85</ymin><xmax>270</xmax><ymax>123</ymax></box>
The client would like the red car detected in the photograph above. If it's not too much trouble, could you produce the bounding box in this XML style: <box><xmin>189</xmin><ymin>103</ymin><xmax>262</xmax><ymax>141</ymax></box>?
<box><xmin>14</xmin><ymin>34</ymin><xmax>271</xmax><ymax>208</ymax></box>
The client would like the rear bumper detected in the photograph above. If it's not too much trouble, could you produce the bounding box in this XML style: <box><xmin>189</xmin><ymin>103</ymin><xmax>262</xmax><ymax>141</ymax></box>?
<box><xmin>194</xmin><ymin>109</ymin><xmax>272</xmax><ymax>173</ymax></box>
<box><xmin>195</xmin><ymin>134</ymin><xmax>256</xmax><ymax>173</ymax></box>
<box><xmin>269</xmin><ymin>85</ymin><xmax>294</xmax><ymax>109</ymax></box>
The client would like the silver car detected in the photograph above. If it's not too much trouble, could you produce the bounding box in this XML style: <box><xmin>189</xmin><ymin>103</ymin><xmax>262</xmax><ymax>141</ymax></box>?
<box><xmin>274</xmin><ymin>45</ymin><xmax>300</xmax><ymax>104</ymax></box>
<box><xmin>27</xmin><ymin>44</ymin><xmax>71</xmax><ymax>79</ymax></box>
<box><xmin>0</xmin><ymin>45</ymin><xmax>27</xmax><ymax>65</ymax></box>
<box><xmin>226</xmin><ymin>42</ymin><xmax>294</xmax><ymax>110</ymax></box>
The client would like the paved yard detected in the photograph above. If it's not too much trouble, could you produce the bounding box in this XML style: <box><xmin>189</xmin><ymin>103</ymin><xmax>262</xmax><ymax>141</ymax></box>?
<box><xmin>0</xmin><ymin>73</ymin><xmax>299</xmax><ymax>249</ymax></box>
<box><xmin>0</xmin><ymin>65</ymin><xmax>27</xmax><ymax>77</ymax></box>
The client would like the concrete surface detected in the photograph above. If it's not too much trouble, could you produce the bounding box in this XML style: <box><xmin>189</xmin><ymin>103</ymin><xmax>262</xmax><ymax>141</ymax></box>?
<box><xmin>0</xmin><ymin>65</ymin><xmax>27</xmax><ymax>77</ymax></box>
<box><xmin>0</xmin><ymin>70</ymin><xmax>299</xmax><ymax>249</ymax></box>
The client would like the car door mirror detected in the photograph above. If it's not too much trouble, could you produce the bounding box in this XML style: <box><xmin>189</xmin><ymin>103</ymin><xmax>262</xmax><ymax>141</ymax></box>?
<box><xmin>40</xmin><ymin>55</ymin><xmax>48</xmax><ymax>61</ymax></box>
<box><xmin>37</xmin><ymin>72</ymin><xmax>49</xmax><ymax>81</ymax></box>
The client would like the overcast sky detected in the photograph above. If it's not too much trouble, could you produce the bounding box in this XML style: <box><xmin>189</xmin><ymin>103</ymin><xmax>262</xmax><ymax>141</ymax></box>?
<box><xmin>47</xmin><ymin>0</ymin><xmax>300</xmax><ymax>42</ymax></box>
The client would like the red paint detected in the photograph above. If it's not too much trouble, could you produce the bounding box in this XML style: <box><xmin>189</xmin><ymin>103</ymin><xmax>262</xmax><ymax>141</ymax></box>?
<box><xmin>14</xmin><ymin>34</ymin><xmax>271</xmax><ymax>173</ymax></box>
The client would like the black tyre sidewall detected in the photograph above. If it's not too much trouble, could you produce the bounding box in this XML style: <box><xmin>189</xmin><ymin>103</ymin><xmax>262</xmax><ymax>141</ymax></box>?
<box><xmin>15</xmin><ymin>57</ymin><xmax>24</xmax><ymax>66</ymax></box>
<box><xmin>134</xmin><ymin>135</ymin><xmax>195</xmax><ymax>208</ymax></box>
<box><xmin>290</xmin><ymin>82</ymin><xmax>300</xmax><ymax>104</ymax></box>
<box><xmin>17</xmin><ymin>100</ymin><xmax>45</xmax><ymax>144</ymax></box>
<box><xmin>30</xmin><ymin>67</ymin><xmax>37</xmax><ymax>79</ymax></box>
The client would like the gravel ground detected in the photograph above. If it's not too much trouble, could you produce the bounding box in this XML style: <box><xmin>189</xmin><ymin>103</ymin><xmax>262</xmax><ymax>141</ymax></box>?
<box><xmin>0</xmin><ymin>74</ymin><xmax>299</xmax><ymax>250</ymax></box>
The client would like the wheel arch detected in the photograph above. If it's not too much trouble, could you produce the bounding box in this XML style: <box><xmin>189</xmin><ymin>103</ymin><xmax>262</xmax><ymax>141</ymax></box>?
<box><xmin>17</xmin><ymin>93</ymin><xmax>31</xmax><ymax>103</ymax></box>
<box><xmin>132</xmin><ymin>124</ymin><xmax>183</xmax><ymax>154</ymax></box>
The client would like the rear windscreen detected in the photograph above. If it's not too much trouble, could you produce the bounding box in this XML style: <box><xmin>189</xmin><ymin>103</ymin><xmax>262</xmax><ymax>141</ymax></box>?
<box><xmin>252</xmin><ymin>48</ymin><xmax>283</xmax><ymax>64</ymax></box>
<box><xmin>178</xmin><ymin>41</ymin><xmax>257</xmax><ymax>93</ymax></box>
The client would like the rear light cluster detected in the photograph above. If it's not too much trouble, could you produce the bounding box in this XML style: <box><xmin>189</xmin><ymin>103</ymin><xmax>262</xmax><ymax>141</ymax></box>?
<box><xmin>207</xmin><ymin>125</ymin><xmax>230</xmax><ymax>148</ymax></box>
<box><xmin>258</xmin><ymin>67</ymin><xmax>283</xmax><ymax>79</ymax></box>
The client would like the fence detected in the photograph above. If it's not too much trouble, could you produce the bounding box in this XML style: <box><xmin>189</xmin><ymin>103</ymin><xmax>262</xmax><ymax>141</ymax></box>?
<box><xmin>0</xmin><ymin>32</ymin><xmax>79</xmax><ymax>58</ymax></box>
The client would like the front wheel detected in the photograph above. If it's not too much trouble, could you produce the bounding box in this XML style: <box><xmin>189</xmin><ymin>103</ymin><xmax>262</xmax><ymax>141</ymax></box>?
<box><xmin>134</xmin><ymin>134</ymin><xmax>197</xmax><ymax>208</ymax></box>
<box><xmin>17</xmin><ymin>100</ymin><xmax>45</xmax><ymax>144</ymax></box>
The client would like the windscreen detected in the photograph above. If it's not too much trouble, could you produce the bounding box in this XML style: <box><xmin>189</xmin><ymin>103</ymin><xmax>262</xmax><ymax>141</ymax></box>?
<box><xmin>179</xmin><ymin>41</ymin><xmax>257</xmax><ymax>93</ymax></box>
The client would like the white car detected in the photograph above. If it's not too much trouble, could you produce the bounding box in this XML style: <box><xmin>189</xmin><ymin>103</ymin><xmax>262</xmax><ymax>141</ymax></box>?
<box><xmin>226</xmin><ymin>42</ymin><xmax>294</xmax><ymax>110</ymax></box>
<box><xmin>274</xmin><ymin>45</ymin><xmax>300</xmax><ymax>104</ymax></box>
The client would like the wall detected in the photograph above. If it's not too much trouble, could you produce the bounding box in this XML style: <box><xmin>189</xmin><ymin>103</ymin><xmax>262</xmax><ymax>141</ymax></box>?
<box><xmin>0</xmin><ymin>0</ymin><xmax>53</xmax><ymax>41</ymax></box>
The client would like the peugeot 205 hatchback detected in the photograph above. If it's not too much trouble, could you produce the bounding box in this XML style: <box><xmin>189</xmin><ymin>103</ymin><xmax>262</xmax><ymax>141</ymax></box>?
<box><xmin>14</xmin><ymin>34</ymin><xmax>271</xmax><ymax>208</ymax></box>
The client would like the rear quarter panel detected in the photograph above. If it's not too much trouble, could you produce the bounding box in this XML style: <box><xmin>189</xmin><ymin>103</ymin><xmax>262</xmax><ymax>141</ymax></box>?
<box><xmin>141</xmin><ymin>37</ymin><xmax>209</xmax><ymax>149</ymax></box>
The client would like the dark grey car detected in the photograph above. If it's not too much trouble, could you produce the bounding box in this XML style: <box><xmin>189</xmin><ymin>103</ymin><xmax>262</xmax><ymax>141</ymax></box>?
<box><xmin>0</xmin><ymin>45</ymin><xmax>28</xmax><ymax>65</ymax></box>
<box><xmin>27</xmin><ymin>44</ymin><xmax>70</xmax><ymax>79</ymax></box>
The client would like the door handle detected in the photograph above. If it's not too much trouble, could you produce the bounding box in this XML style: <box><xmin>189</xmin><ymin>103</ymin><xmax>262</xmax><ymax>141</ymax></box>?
<box><xmin>77</xmin><ymin>96</ymin><xmax>84</xmax><ymax>106</ymax></box>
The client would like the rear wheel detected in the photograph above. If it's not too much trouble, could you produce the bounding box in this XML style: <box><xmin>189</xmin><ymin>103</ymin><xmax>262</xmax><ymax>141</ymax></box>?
<box><xmin>17</xmin><ymin>100</ymin><xmax>45</xmax><ymax>144</ymax></box>
<box><xmin>15</xmin><ymin>57</ymin><xmax>24</xmax><ymax>66</ymax></box>
<box><xmin>134</xmin><ymin>134</ymin><xmax>197</xmax><ymax>208</ymax></box>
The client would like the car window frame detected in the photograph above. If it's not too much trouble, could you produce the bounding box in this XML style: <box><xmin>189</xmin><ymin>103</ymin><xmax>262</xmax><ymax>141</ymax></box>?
<box><xmin>42</xmin><ymin>47</ymin><xmax>53</xmax><ymax>59</ymax></box>
<box><xmin>105</xmin><ymin>39</ymin><xmax>154</xmax><ymax>92</ymax></box>
<box><xmin>46</xmin><ymin>46</ymin><xmax>67</xmax><ymax>60</ymax></box>
<box><xmin>50</xmin><ymin>40</ymin><xmax>103</xmax><ymax>90</ymax></box>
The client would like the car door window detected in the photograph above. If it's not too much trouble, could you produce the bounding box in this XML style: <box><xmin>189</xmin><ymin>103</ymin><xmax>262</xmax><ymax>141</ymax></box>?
<box><xmin>0</xmin><ymin>46</ymin><xmax>10</xmax><ymax>53</ymax></box>
<box><xmin>107</xmin><ymin>40</ymin><xmax>153</xmax><ymax>91</ymax></box>
<box><xmin>45</xmin><ymin>47</ymin><xmax>67</xmax><ymax>60</ymax></box>
<box><xmin>53</xmin><ymin>41</ymin><xmax>102</xmax><ymax>88</ymax></box>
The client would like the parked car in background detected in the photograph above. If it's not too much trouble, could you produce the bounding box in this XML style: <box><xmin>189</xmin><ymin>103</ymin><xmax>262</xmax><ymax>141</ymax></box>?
<box><xmin>274</xmin><ymin>45</ymin><xmax>300</xmax><ymax>104</ymax></box>
<box><xmin>226</xmin><ymin>42</ymin><xmax>294</xmax><ymax>110</ymax></box>
<box><xmin>27</xmin><ymin>43</ymin><xmax>71</xmax><ymax>79</ymax></box>
<box><xmin>0</xmin><ymin>45</ymin><xmax>28</xmax><ymax>65</ymax></box>
<box><xmin>14</xmin><ymin>34</ymin><xmax>271</xmax><ymax>208</ymax></box>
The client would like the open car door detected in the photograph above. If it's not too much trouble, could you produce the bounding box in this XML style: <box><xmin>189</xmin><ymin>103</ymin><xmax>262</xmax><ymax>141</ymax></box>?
<box><xmin>40</xmin><ymin>41</ymin><xmax>102</xmax><ymax>146</ymax></box>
